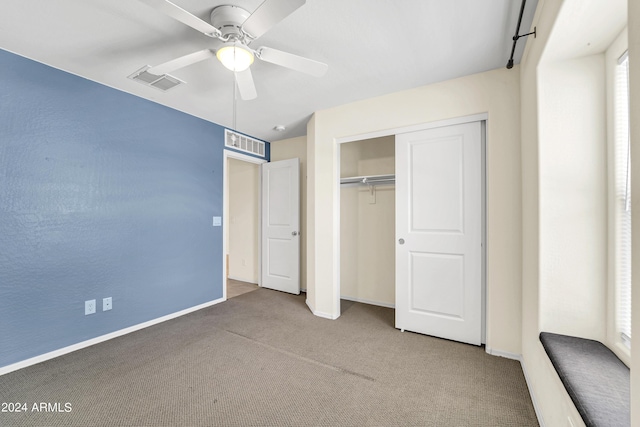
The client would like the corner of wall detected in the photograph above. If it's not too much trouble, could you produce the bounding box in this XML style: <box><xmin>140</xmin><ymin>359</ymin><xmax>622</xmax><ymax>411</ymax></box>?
<box><xmin>519</xmin><ymin>0</ymin><xmax>564</xmax><ymax>425</ymax></box>
<box><xmin>305</xmin><ymin>114</ymin><xmax>317</xmax><ymax>313</ymax></box>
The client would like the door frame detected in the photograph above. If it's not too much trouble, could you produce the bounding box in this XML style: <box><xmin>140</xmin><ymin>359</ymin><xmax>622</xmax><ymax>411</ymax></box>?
<box><xmin>222</xmin><ymin>149</ymin><xmax>267</xmax><ymax>301</ymax></box>
<box><xmin>335</xmin><ymin>113</ymin><xmax>488</xmax><ymax>343</ymax></box>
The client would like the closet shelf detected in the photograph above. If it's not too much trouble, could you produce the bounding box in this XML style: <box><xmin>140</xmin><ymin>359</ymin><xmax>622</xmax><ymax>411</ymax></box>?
<box><xmin>340</xmin><ymin>174</ymin><xmax>395</xmax><ymax>185</ymax></box>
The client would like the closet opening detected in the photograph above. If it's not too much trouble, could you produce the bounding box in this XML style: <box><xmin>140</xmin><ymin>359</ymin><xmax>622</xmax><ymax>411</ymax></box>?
<box><xmin>339</xmin><ymin>136</ymin><xmax>396</xmax><ymax>314</ymax></box>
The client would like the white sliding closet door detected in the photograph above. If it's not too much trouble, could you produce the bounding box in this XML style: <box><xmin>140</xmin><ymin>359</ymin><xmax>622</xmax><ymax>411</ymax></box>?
<box><xmin>395</xmin><ymin>122</ymin><xmax>482</xmax><ymax>345</ymax></box>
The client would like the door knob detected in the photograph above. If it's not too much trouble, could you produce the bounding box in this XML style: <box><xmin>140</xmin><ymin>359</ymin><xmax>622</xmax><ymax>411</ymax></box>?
<box><xmin>292</xmin><ymin>231</ymin><xmax>298</xmax><ymax>236</ymax></box>
<box><xmin>398</xmin><ymin>238</ymin><xmax>405</xmax><ymax>245</ymax></box>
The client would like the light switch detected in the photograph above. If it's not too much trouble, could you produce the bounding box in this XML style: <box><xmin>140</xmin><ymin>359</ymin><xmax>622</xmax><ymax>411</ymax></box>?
<box><xmin>213</xmin><ymin>216</ymin><xmax>222</xmax><ymax>226</ymax></box>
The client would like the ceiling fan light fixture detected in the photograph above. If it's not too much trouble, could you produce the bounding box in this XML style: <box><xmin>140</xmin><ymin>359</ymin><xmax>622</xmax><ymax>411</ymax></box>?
<box><xmin>216</xmin><ymin>44</ymin><xmax>254</xmax><ymax>72</ymax></box>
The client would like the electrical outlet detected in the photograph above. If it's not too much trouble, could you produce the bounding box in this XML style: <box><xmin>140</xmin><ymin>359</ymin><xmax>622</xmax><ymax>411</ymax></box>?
<box><xmin>103</xmin><ymin>297</ymin><xmax>112</xmax><ymax>311</ymax></box>
<box><xmin>85</xmin><ymin>299</ymin><xmax>96</xmax><ymax>315</ymax></box>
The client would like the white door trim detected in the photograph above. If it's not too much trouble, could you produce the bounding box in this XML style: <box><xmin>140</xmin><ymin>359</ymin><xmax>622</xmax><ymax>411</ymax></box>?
<box><xmin>222</xmin><ymin>149</ymin><xmax>266</xmax><ymax>301</ymax></box>
<box><xmin>334</xmin><ymin>114</ymin><xmax>487</xmax><ymax>341</ymax></box>
<box><xmin>335</xmin><ymin>113</ymin><xmax>489</xmax><ymax>145</ymax></box>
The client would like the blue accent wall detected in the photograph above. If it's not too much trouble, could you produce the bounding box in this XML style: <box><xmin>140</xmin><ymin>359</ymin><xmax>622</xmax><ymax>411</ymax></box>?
<box><xmin>0</xmin><ymin>49</ymin><xmax>268</xmax><ymax>368</ymax></box>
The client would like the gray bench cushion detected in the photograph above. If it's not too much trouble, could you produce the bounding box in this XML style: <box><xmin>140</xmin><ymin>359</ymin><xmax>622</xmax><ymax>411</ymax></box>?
<box><xmin>539</xmin><ymin>332</ymin><xmax>630</xmax><ymax>427</ymax></box>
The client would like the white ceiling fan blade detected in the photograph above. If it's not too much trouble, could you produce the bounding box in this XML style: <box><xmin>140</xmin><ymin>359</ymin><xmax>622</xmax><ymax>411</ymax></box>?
<box><xmin>139</xmin><ymin>0</ymin><xmax>221</xmax><ymax>38</ymax></box>
<box><xmin>241</xmin><ymin>0</ymin><xmax>305</xmax><ymax>39</ymax></box>
<box><xmin>235</xmin><ymin>68</ymin><xmax>257</xmax><ymax>100</ymax></box>
<box><xmin>148</xmin><ymin>49</ymin><xmax>215</xmax><ymax>75</ymax></box>
<box><xmin>257</xmin><ymin>46</ymin><xmax>328</xmax><ymax>77</ymax></box>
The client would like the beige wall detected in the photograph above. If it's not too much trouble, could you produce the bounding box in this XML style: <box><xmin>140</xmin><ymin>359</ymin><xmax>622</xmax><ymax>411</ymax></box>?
<box><xmin>306</xmin><ymin>66</ymin><xmax>522</xmax><ymax>352</ymax></box>
<box><xmin>228</xmin><ymin>158</ymin><xmax>259</xmax><ymax>283</ymax></box>
<box><xmin>629</xmin><ymin>1</ymin><xmax>640</xmax><ymax>424</ymax></box>
<box><xmin>340</xmin><ymin>137</ymin><xmax>395</xmax><ymax>306</ymax></box>
<box><xmin>538</xmin><ymin>54</ymin><xmax>607</xmax><ymax>341</ymax></box>
<box><xmin>270</xmin><ymin>136</ymin><xmax>308</xmax><ymax>290</ymax></box>
<box><xmin>521</xmin><ymin>0</ymin><xmax>633</xmax><ymax>425</ymax></box>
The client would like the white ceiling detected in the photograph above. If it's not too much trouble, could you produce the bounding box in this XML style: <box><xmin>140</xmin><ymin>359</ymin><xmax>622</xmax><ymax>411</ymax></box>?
<box><xmin>0</xmin><ymin>0</ymin><xmax>537</xmax><ymax>141</ymax></box>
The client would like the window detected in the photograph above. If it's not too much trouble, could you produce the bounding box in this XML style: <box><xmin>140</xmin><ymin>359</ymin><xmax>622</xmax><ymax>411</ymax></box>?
<box><xmin>613</xmin><ymin>52</ymin><xmax>632</xmax><ymax>348</ymax></box>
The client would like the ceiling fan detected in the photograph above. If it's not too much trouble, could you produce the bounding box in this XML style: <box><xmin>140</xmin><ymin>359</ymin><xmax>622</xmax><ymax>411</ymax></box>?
<box><xmin>136</xmin><ymin>0</ymin><xmax>328</xmax><ymax>100</ymax></box>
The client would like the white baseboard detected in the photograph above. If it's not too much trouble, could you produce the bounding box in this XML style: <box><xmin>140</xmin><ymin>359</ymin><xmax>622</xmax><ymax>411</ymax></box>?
<box><xmin>0</xmin><ymin>297</ymin><xmax>225</xmax><ymax>377</ymax></box>
<box><xmin>304</xmin><ymin>295</ymin><xmax>392</xmax><ymax>318</ymax></box>
<box><xmin>305</xmin><ymin>299</ymin><xmax>339</xmax><ymax>320</ymax></box>
<box><xmin>227</xmin><ymin>276</ymin><xmax>258</xmax><ymax>284</ymax></box>
<box><xmin>485</xmin><ymin>347</ymin><xmax>545</xmax><ymax>427</ymax></box>
<box><xmin>485</xmin><ymin>347</ymin><xmax>521</xmax><ymax>360</ymax></box>
<box><xmin>520</xmin><ymin>355</ymin><xmax>546</xmax><ymax>427</ymax></box>
<box><xmin>340</xmin><ymin>295</ymin><xmax>395</xmax><ymax>309</ymax></box>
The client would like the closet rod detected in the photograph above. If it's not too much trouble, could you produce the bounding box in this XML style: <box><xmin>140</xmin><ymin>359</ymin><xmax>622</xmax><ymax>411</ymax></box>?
<box><xmin>340</xmin><ymin>174</ymin><xmax>395</xmax><ymax>185</ymax></box>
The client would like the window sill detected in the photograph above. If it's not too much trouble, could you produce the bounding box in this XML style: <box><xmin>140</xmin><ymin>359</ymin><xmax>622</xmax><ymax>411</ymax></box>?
<box><xmin>609</xmin><ymin>340</ymin><xmax>631</xmax><ymax>367</ymax></box>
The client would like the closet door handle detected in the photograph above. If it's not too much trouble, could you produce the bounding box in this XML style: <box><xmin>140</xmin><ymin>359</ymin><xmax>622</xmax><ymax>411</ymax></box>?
<box><xmin>292</xmin><ymin>231</ymin><xmax>298</xmax><ymax>236</ymax></box>
<box><xmin>398</xmin><ymin>238</ymin><xmax>405</xmax><ymax>245</ymax></box>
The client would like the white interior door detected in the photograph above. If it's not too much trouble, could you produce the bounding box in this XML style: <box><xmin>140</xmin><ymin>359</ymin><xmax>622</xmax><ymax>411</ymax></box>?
<box><xmin>395</xmin><ymin>122</ymin><xmax>482</xmax><ymax>345</ymax></box>
<box><xmin>261</xmin><ymin>158</ymin><xmax>300</xmax><ymax>294</ymax></box>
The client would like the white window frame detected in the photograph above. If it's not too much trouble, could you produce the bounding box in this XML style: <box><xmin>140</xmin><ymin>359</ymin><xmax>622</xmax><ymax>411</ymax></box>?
<box><xmin>614</xmin><ymin>53</ymin><xmax>632</xmax><ymax>349</ymax></box>
<box><xmin>606</xmin><ymin>28</ymin><xmax>631</xmax><ymax>365</ymax></box>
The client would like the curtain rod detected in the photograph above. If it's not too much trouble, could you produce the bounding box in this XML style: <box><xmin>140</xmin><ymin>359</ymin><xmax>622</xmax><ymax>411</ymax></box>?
<box><xmin>506</xmin><ymin>0</ymin><xmax>536</xmax><ymax>69</ymax></box>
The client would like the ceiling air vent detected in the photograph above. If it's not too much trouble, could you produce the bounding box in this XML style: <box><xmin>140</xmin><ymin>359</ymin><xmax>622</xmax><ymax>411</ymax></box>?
<box><xmin>225</xmin><ymin>129</ymin><xmax>265</xmax><ymax>158</ymax></box>
<box><xmin>128</xmin><ymin>66</ymin><xmax>184</xmax><ymax>91</ymax></box>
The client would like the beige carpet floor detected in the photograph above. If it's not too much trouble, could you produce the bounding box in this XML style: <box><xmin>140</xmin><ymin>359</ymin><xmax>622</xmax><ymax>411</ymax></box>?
<box><xmin>0</xmin><ymin>288</ymin><xmax>538</xmax><ymax>426</ymax></box>
<box><xmin>227</xmin><ymin>279</ymin><xmax>259</xmax><ymax>299</ymax></box>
